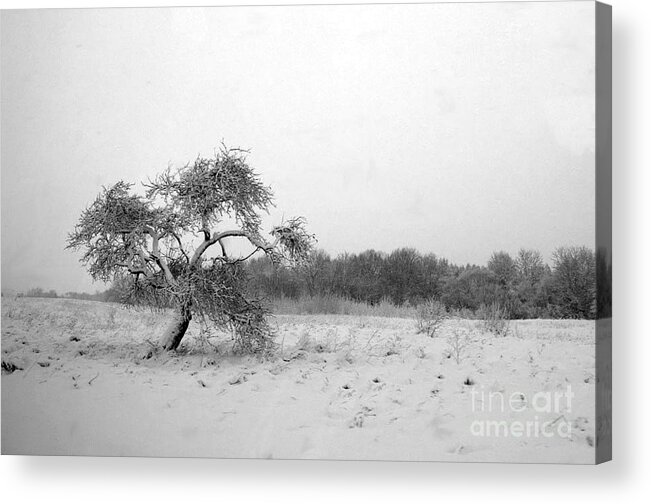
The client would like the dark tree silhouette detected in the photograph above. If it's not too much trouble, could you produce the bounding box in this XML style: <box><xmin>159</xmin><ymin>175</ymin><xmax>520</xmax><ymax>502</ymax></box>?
<box><xmin>551</xmin><ymin>246</ymin><xmax>596</xmax><ymax>319</ymax></box>
<box><xmin>382</xmin><ymin>248</ymin><xmax>424</xmax><ymax>305</ymax></box>
<box><xmin>487</xmin><ymin>251</ymin><xmax>518</xmax><ymax>315</ymax></box>
<box><xmin>67</xmin><ymin>145</ymin><xmax>315</xmax><ymax>352</ymax></box>
<box><xmin>301</xmin><ymin>249</ymin><xmax>332</xmax><ymax>296</ymax></box>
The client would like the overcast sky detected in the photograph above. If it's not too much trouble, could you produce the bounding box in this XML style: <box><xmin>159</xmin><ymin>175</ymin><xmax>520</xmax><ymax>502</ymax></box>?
<box><xmin>1</xmin><ymin>2</ymin><xmax>596</xmax><ymax>293</ymax></box>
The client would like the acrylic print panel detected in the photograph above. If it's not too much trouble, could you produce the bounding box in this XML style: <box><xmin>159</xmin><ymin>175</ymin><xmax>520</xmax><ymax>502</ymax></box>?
<box><xmin>1</xmin><ymin>1</ymin><xmax>611</xmax><ymax>463</ymax></box>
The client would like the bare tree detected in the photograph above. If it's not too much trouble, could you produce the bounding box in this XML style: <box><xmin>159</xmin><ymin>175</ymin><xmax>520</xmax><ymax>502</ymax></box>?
<box><xmin>67</xmin><ymin>145</ymin><xmax>315</xmax><ymax>352</ymax></box>
<box><xmin>515</xmin><ymin>248</ymin><xmax>546</xmax><ymax>286</ymax></box>
<box><xmin>487</xmin><ymin>251</ymin><xmax>517</xmax><ymax>289</ymax></box>
<box><xmin>551</xmin><ymin>246</ymin><xmax>596</xmax><ymax>319</ymax></box>
<box><xmin>301</xmin><ymin>249</ymin><xmax>331</xmax><ymax>296</ymax></box>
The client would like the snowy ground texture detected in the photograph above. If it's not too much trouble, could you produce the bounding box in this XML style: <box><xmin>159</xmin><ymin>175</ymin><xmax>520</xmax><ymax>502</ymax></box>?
<box><xmin>1</xmin><ymin>298</ymin><xmax>596</xmax><ymax>463</ymax></box>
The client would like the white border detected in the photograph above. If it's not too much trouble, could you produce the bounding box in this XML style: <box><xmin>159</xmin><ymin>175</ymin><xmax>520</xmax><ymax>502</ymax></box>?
<box><xmin>1</xmin><ymin>1</ymin><xmax>649</xmax><ymax>503</ymax></box>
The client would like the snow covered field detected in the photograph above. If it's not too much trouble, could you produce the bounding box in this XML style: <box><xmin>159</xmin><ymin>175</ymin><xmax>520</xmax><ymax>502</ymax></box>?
<box><xmin>2</xmin><ymin>298</ymin><xmax>596</xmax><ymax>463</ymax></box>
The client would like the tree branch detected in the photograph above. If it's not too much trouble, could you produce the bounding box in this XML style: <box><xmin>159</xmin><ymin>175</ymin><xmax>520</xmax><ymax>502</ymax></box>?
<box><xmin>218</xmin><ymin>239</ymin><xmax>228</xmax><ymax>259</ymax></box>
<box><xmin>190</xmin><ymin>229</ymin><xmax>278</xmax><ymax>266</ymax></box>
<box><xmin>170</xmin><ymin>231</ymin><xmax>189</xmax><ymax>264</ymax></box>
<box><xmin>226</xmin><ymin>247</ymin><xmax>262</xmax><ymax>266</ymax></box>
<box><xmin>146</xmin><ymin>227</ymin><xmax>176</xmax><ymax>284</ymax></box>
<box><xmin>201</xmin><ymin>215</ymin><xmax>211</xmax><ymax>242</ymax></box>
<box><xmin>116</xmin><ymin>262</ymin><xmax>149</xmax><ymax>277</ymax></box>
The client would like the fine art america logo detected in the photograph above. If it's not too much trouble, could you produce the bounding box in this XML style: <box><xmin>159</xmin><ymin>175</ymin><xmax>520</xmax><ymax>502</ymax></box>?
<box><xmin>469</xmin><ymin>386</ymin><xmax>574</xmax><ymax>439</ymax></box>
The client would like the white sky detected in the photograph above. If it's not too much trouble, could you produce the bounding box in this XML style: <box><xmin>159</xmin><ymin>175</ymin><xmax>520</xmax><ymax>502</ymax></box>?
<box><xmin>1</xmin><ymin>2</ymin><xmax>596</xmax><ymax>293</ymax></box>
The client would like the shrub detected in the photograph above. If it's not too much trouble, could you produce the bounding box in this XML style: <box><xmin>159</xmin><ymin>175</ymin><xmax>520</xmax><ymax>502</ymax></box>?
<box><xmin>478</xmin><ymin>301</ymin><xmax>510</xmax><ymax>336</ymax></box>
<box><xmin>415</xmin><ymin>299</ymin><xmax>447</xmax><ymax>337</ymax></box>
<box><xmin>445</xmin><ymin>327</ymin><xmax>472</xmax><ymax>364</ymax></box>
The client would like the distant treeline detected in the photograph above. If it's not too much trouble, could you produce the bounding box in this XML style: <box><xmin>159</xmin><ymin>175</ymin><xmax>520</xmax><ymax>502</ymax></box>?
<box><xmin>16</xmin><ymin>286</ymin><xmax>123</xmax><ymax>303</ymax></box>
<box><xmin>244</xmin><ymin>246</ymin><xmax>611</xmax><ymax>320</ymax></box>
<box><xmin>14</xmin><ymin>245</ymin><xmax>610</xmax><ymax>321</ymax></box>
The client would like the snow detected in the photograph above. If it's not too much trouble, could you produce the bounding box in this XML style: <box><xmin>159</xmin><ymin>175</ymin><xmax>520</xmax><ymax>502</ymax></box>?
<box><xmin>2</xmin><ymin>298</ymin><xmax>596</xmax><ymax>463</ymax></box>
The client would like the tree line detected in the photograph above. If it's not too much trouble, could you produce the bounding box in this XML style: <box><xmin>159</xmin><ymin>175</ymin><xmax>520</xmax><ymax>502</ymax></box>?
<box><xmin>15</xmin><ymin>286</ymin><xmax>124</xmax><ymax>303</ymax></box>
<box><xmin>244</xmin><ymin>246</ymin><xmax>611</xmax><ymax>320</ymax></box>
<box><xmin>15</xmin><ymin>245</ymin><xmax>611</xmax><ymax>321</ymax></box>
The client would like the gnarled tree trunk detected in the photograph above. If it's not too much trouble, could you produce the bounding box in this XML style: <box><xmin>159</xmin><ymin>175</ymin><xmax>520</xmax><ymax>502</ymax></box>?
<box><xmin>160</xmin><ymin>305</ymin><xmax>192</xmax><ymax>351</ymax></box>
